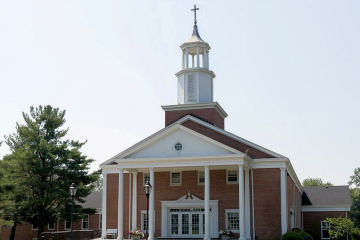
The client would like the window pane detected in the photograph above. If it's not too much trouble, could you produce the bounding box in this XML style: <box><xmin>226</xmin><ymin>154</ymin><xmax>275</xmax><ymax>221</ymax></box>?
<box><xmin>48</xmin><ymin>222</ymin><xmax>55</xmax><ymax>229</ymax></box>
<box><xmin>227</xmin><ymin>212</ymin><xmax>239</xmax><ymax>230</ymax></box>
<box><xmin>142</xmin><ymin>213</ymin><xmax>148</xmax><ymax>232</ymax></box>
<box><xmin>182</xmin><ymin>214</ymin><xmax>189</xmax><ymax>234</ymax></box>
<box><xmin>228</xmin><ymin>171</ymin><xmax>238</xmax><ymax>182</ymax></box>
<box><xmin>171</xmin><ymin>172</ymin><xmax>181</xmax><ymax>184</ymax></box>
<box><xmin>192</xmin><ymin>214</ymin><xmax>199</xmax><ymax>235</ymax></box>
<box><xmin>82</xmin><ymin>215</ymin><xmax>89</xmax><ymax>229</ymax></box>
<box><xmin>171</xmin><ymin>214</ymin><xmax>178</xmax><ymax>234</ymax></box>
<box><xmin>65</xmin><ymin>221</ymin><xmax>71</xmax><ymax>229</ymax></box>
<box><xmin>198</xmin><ymin>171</ymin><xmax>205</xmax><ymax>184</ymax></box>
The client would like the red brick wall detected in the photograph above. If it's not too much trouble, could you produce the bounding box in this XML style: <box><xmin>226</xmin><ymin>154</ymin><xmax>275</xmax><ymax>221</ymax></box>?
<box><xmin>287</xmin><ymin>175</ymin><xmax>302</xmax><ymax>231</ymax></box>
<box><xmin>165</xmin><ymin>108</ymin><xmax>225</xmax><ymax>129</ymax></box>
<box><xmin>303</xmin><ymin>211</ymin><xmax>348</xmax><ymax>240</ymax></box>
<box><xmin>253</xmin><ymin>168</ymin><xmax>282</xmax><ymax>240</ymax></box>
<box><xmin>105</xmin><ymin>168</ymin><xmax>284</xmax><ymax>240</ymax></box>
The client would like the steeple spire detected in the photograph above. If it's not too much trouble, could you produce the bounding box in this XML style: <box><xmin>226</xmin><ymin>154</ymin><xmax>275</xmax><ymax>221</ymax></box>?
<box><xmin>191</xmin><ymin>5</ymin><xmax>199</xmax><ymax>26</ymax></box>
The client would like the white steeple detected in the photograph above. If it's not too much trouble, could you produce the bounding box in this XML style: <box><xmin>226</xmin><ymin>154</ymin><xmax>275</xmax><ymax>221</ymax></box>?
<box><xmin>176</xmin><ymin>5</ymin><xmax>216</xmax><ymax>104</ymax></box>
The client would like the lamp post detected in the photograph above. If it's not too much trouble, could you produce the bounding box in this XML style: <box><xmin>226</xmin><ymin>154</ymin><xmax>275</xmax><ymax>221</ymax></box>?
<box><xmin>69</xmin><ymin>183</ymin><xmax>77</xmax><ymax>240</ymax></box>
<box><xmin>143</xmin><ymin>180</ymin><xmax>152</xmax><ymax>240</ymax></box>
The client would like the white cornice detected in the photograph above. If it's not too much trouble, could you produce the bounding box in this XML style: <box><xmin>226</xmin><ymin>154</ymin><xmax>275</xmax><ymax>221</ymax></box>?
<box><xmin>161</xmin><ymin>102</ymin><xmax>228</xmax><ymax>118</ymax></box>
<box><xmin>302</xmin><ymin>206</ymin><xmax>351</xmax><ymax>212</ymax></box>
<box><xmin>175</xmin><ymin>68</ymin><xmax>216</xmax><ymax>78</ymax></box>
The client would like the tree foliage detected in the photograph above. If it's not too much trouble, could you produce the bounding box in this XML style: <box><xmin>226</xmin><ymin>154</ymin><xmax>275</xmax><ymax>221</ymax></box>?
<box><xmin>1</xmin><ymin>105</ymin><xmax>100</xmax><ymax>239</ymax></box>
<box><xmin>326</xmin><ymin>217</ymin><xmax>355</xmax><ymax>240</ymax></box>
<box><xmin>350</xmin><ymin>168</ymin><xmax>360</xmax><ymax>228</ymax></box>
<box><xmin>302</xmin><ymin>178</ymin><xmax>333</xmax><ymax>187</ymax></box>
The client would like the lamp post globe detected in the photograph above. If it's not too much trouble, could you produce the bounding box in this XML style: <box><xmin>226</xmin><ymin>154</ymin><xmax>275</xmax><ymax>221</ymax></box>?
<box><xmin>69</xmin><ymin>183</ymin><xmax>76</xmax><ymax>240</ymax></box>
<box><xmin>143</xmin><ymin>180</ymin><xmax>152</xmax><ymax>240</ymax></box>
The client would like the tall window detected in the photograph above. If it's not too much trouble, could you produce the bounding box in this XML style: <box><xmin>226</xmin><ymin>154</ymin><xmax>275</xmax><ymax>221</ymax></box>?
<box><xmin>32</xmin><ymin>223</ymin><xmax>38</xmax><ymax>230</ymax></box>
<box><xmin>225</xmin><ymin>210</ymin><xmax>239</xmax><ymax>232</ymax></box>
<box><xmin>143</xmin><ymin>173</ymin><xmax>150</xmax><ymax>185</ymax></box>
<box><xmin>198</xmin><ymin>171</ymin><xmax>205</xmax><ymax>185</ymax></box>
<box><xmin>321</xmin><ymin>221</ymin><xmax>330</xmax><ymax>239</ymax></box>
<box><xmin>227</xmin><ymin>170</ymin><xmax>238</xmax><ymax>184</ymax></box>
<box><xmin>170</xmin><ymin>172</ymin><xmax>181</xmax><ymax>186</ymax></box>
<box><xmin>65</xmin><ymin>220</ymin><xmax>71</xmax><ymax>230</ymax></box>
<box><xmin>82</xmin><ymin>215</ymin><xmax>89</xmax><ymax>229</ymax></box>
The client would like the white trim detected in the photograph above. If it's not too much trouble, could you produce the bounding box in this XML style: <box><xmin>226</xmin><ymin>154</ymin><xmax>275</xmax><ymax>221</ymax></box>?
<box><xmin>226</xmin><ymin>169</ymin><xmax>238</xmax><ymax>184</ymax></box>
<box><xmin>302</xmin><ymin>206</ymin><xmax>351</xmax><ymax>212</ymax></box>
<box><xmin>225</xmin><ymin>209</ymin><xmax>240</xmax><ymax>233</ymax></box>
<box><xmin>101</xmin><ymin>173</ymin><xmax>107</xmax><ymax>238</ymax></box>
<box><xmin>140</xmin><ymin>210</ymin><xmax>155</xmax><ymax>232</ymax></box>
<box><xmin>170</xmin><ymin>171</ymin><xmax>182</xmax><ymax>186</ymax></box>
<box><xmin>132</xmin><ymin>172</ymin><xmax>138</xmax><ymax>230</ymax></box>
<box><xmin>280</xmin><ymin>167</ymin><xmax>288</xmax><ymax>234</ymax></box>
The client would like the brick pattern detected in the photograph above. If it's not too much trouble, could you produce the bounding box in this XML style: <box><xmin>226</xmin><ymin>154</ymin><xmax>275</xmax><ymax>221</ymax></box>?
<box><xmin>287</xmin><ymin>175</ymin><xmax>302</xmax><ymax>231</ymax></box>
<box><xmin>181</xmin><ymin>120</ymin><xmax>274</xmax><ymax>159</ymax></box>
<box><xmin>303</xmin><ymin>211</ymin><xmax>348</xmax><ymax>240</ymax></box>
<box><xmin>165</xmin><ymin>108</ymin><xmax>225</xmax><ymax>129</ymax></box>
<box><xmin>0</xmin><ymin>214</ymin><xmax>101</xmax><ymax>240</ymax></box>
<box><xmin>105</xmin><ymin>168</ymin><xmax>291</xmax><ymax>240</ymax></box>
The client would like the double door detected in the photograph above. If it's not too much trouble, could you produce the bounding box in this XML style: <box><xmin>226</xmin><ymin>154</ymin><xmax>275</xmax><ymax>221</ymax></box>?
<box><xmin>169</xmin><ymin>208</ymin><xmax>205</xmax><ymax>238</ymax></box>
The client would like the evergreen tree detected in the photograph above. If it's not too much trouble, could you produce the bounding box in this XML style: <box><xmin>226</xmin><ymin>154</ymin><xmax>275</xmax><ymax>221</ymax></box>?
<box><xmin>349</xmin><ymin>168</ymin><xmax>360</xmax><ymax>228</ymax></box>
<box><xmin>1</xmin><ymin>105</ymin><xmax>100</xmax><ymax>239</ymax></box>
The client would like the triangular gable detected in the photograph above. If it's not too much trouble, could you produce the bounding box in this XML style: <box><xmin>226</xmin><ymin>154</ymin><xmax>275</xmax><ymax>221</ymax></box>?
<box><xmin>125</xmin><ymin>124</ymin><xmax>239</xmax><ymax>159</ymax></box>
<box><xmin>100</xmin><ymin>115</ymin><xmax>283</xmax><ymax>166</ymax></box>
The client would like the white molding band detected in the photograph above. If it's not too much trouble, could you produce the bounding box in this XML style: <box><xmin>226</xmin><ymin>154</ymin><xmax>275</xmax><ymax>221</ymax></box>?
<box><xmin>302</xmin><ymin>206</ymin><xmax>351</xmax><ymax>212</ymax></box>
<box><xmin>280</xmin><ymin>168</ymin><xmax>288</xmax><ymax>234</ymax></box>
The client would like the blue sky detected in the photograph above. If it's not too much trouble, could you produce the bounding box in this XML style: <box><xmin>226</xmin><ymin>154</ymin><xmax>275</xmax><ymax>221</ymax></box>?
<box><xmin>0</xmin><ymin>0</ymin><xmax>359</xmax><ymax>185</ymax></box>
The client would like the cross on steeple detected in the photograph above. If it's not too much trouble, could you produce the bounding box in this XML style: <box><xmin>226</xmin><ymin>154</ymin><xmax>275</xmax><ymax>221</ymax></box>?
<box><xmin>191</xmin><ymin>4</ymin><xmax>199</xmax><ymax>25</ymax></box>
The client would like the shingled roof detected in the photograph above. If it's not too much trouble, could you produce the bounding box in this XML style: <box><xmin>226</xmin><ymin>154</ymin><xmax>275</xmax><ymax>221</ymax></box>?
<box><xmin>81</xmin><ymin>191</ymin><xmax>102</xmax><ymax>210</ymax></box>
<box><xmin>302</xmin><ymin>185</ymin><xmax>352</xmax><ymax>207</ymax></box>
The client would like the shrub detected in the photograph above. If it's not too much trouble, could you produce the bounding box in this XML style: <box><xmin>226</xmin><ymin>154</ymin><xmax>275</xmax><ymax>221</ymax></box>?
<box><xmin>281</xmin><ymin>231</ymin><xmax>304</xmax><ymax>240</ymax></box>
<box><xmin>292</xmin><ymin>228</ymin><xmax>313</xmax><ymax>240</ymax></box>
<box><xmin>352</xmin><ymin>228</ymin><xmax>360</xmax><ymax>240</ymax></box>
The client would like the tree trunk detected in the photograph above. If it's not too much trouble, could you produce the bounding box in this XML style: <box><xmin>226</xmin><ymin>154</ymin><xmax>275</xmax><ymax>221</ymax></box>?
<box><xmin>9</xmin><ymin>216</ymin><xmax>17</xmax><ymax>240</ymax></box>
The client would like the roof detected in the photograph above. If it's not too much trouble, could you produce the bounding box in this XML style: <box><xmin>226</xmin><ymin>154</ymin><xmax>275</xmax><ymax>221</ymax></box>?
<box><xmin>302</xmin><ymin>185</ymin><xmax>352</xmax><ymax>207</ymax></box>
<box><xmin>81</xmin><ymin>191</ymin><xmax>102</xmax><ymax>210</ymax></box>
<box><xmin>186</xmin><ymin>24</ymin><xmax>205</xmax><ymax>43</ymax></box>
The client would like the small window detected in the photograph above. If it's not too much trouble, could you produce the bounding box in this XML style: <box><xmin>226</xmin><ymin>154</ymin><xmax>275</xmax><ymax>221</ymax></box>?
<box><xmin>48</xmin><ymin>222</ymin><xmax>55</xmax><ymax>230</ymax></box>
<box><xmin>321</xmin><ymin>221</ymin><xmax>330</xmax><ymax>239</ymax></box>
<box><xmin>32</xmin><ymin>223</ymin><xmax>38</xmax><ymax>230</ymax></box>
<box><xmin>65</xmin><ymin>220</ymin><xmax>71</xmax><ymax>230</ymax></box>
<box><xmin>82</xmin><ymin>215</ymin><xmax>89</xmax><ymax>229</ymax></box>
<box><xmin>198</xmin><ymin>171</ymin><xmax>205</xmax><ymax>185</ymax></box>
<box><xmin>227</xmin><ymin>170</ymin><xmax>238</xmax><ymax>184</ymax></box>
<box><xmin>143</xmin><ymin>173</ymin><xmax>150</xmax><ymax>185</ymax></box>
<box><xmin>225</xmin><ymin>210</ymin><xmax>239</xmax><ymax>232</ymax></box>
<box><xmin>141</xmin><ymin>211</ymin><xmax>155</xmax><ymax>232</ymax></box>
<box><xmin>174</xmin><ymin>142</ymin><xmax>183</xmax><ymax>151</ymax></box>
<box><xmin>170</xmin><ymin>172</ymin><xmax>181</xmax><ymax>186</ymax></box>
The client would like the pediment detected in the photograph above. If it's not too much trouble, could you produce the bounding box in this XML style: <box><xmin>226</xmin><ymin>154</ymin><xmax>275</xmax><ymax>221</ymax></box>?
<box><xmin>124</xmin><ymin>124</ymin><xmax>239</xmax><ymax>159</ymax></box>
<box><xmin>175</xmin><ymin>192</ymin><xmax>203</xmax><ymax>202</ymax></box>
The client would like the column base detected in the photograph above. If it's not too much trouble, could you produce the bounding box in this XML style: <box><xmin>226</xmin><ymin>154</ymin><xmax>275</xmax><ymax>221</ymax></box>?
<box><xmin>203</xmin><ymin>236</ymin><xmax>210</xmax><ymax>240</ymax></box>
<box><xmin>117</xmin><ymin>237</ymin><xmax>123</xmax><ymax>240</ymax></box>
<box><xmin>238</xmin><ymin>237</ymin><xmax>246</xmax><ymax>240</ymax></box>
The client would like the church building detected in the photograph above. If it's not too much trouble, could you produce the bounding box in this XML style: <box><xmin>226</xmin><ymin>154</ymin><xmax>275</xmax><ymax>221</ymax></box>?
<box><xmin>100</xmin><ymin>7</ymin><xmax>351</xmax><ymax>240</ymax></box>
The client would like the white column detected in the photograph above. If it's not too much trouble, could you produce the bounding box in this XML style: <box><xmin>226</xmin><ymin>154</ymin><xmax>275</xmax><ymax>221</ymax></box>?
<box><xmin>204</xmin><ymin>165</ymin><xmax>210</xmax><ymax>240</ymax></box>
<box><xmin>129</xmin><ymin>173</ymin><xmax>132</xmax><ymax>237</ymax></box>
<box><xmin>281</xmin><ymin>167</ymin><xmax>288</xmax><ymax>234</ymax></box>
<box><xmin>197</xmin><ymin>46</ymin><xmax>200</xmax><ymax>67</ymax></box>
<box><xmin>206</xmin><ymin>49</ymin><xmax>209</xmax><ymax>68</ymax></box>
<box><xmin>185</xmin><ymin>48</ymin><xmax>189</xmax><ymax>69</ymax></box>
<box><xmin>192</xmin><ymin>55</ymin><xmax>194</xmax><ymax>68</ymax></box>
<box><xmin>132</xmin><ymin>172</ymin><xmax>138</xmax><ymax>230</ymax></box>
<box><xmin>182</xmin><ymin>50</ymin><xmax>185</xmax><ymax>69</ymax></box>
<box><xmin>118</xmin><ymin>168</ymin><xmax>124</xmax><ymax>240</ymax></box>
<box><xmin>101</xmin><ymin>172</ymin><xmax>107</xmax><ymax>238</ymax></box>
<box><xmin>244</xmin><ymin>168</ymin><xmax>251</xmax><ymax>240</ymax></box>
<box><xmin>203</xmin><ymin>47</ymin><xmax>207</xmax><ymax>68</ymax></box>
<box><xmin>149</xmin><ymin>168</ymin><xmax>155</xmax><ymax>240</ymax></box>
<box><xmin>239</xmin><ymin>165</ymin><xmax>245</xmax><ymax>240</ymax></box>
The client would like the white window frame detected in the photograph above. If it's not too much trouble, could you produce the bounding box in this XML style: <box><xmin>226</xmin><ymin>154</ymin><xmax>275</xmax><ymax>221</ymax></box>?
<box><xmin>198</xmin><ymin>171</ymin><xmax>205</xmax><ymax>185</ymax></box>
<box><xmin>65</xmin><ymin>220</ymin><xmax>71</xmax><ymax>230</ymax></box>
<box><xmin>321</xmin><ymin>221</ymin><xmax>330</xmax><ymax>240</ymax></box>
<box><xmin>48</xmin><ymin>222</ymin><xmax>55</xmax><ymax>230</ymax></box>
<box><xmin>170</xmin><ymin>171</ymin><xmax>182</xmax><ymax>186</ymax></box>
<box><xmin>225</xmin><ymin>209</ymin><xmax>240</xmax><ymax>233</ymax></box>
<box><xmin>226</xmin><ymin>170</ymin><xmax>238</xmax><ymax>184</ymax></box>
<box><xmin>141</xmin><ymin>210</ymin><xmax>155</xmax><ymax>232</ymax></box>
<box><xmin>32</xmin><ymin>223</ymin><xmax>38</xmax><ymax>230</ymax></box>
<box><xmin>143</xmin><ymin>172</ymin><xmax>150</xmax><ymax>186</ymax></box>
<box><xmin>82</xmin><ymin>214</ymin><xmax>89</xmax><ymax>230</ymax></box>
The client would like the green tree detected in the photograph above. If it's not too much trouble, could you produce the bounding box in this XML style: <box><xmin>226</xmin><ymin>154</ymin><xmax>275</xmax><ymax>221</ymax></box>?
<box><xmin>1</xmin><ymin>105</ymin><xmax>100</xmax><ymax>239</ymax></box>
<box><xmin>326</xmin><ymin>217</ymin><xmax>355</xmax><ymax>240</ymax></box>
<box><xmin>302</xmin><ymin>178</ymin><xmax>333</xmax><ymax>187</ymax></box>
<box><xmin>349</xmin><ymin>168</ymin><xmax>360</xmax><ymax>228</ymax></box>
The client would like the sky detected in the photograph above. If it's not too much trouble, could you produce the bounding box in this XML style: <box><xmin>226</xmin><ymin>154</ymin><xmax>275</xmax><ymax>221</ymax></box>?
<box><xmin>0</xmin><ymin>0</ymin><xmax>359</xmax><ymax>185</ymax></box>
